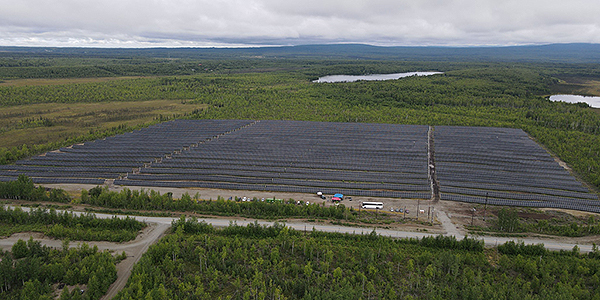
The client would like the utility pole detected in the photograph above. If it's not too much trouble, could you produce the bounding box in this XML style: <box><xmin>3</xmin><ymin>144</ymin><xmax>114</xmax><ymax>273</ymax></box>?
<box><xmin>471</xmin><ymin>207</ymin><xmax>476</xmax><ymax>226</ymax></box>
<box><xmin>483</xmin><ymin>192</ymin><xmax>488</xmax><ymax>222</ymax></box>
<box><xmin>417</xmin><ymin>199</ymin><xmax>420</xmax><ymax>220</ymax></box>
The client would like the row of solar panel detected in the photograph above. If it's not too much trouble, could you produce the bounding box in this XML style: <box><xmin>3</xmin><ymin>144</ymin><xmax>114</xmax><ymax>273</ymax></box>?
<box><xmin>179</xmin><ymin>148</ymin><xmax>427</xmax><ymax>157</ymax></box>
<box><xmin>16</xmin><ymin>160</ymin><xmax>144</xmax><ymax>168</ymax></box>
<box><xmin>437</xmin><ymin>154</ymin><xmax>554</xmax><ymax>165</ymax></box>
<box><xmin>441</xmin><ymin>194</ymin><xmax>600</xmax><ymax>213</ymax></box>
<box><xmin>436</xmin><ymin>163</ymin><xmax>572</xmax><ymax>178</ymax></box>
<box><xmin>148</xmin><ymin>163</ymin><xmax>427</xmax><ymax>177</ymax></box>
<box><xmin>28</xmin><ymin>156</ymin><xmax>156</xmax><ymax>164</ymax></box>
<box><xmin>435</xmin><ymin>138</ymin><xmax>541</xmax><ymax>148</ymax></box>
<box><xmin>142</xmin><ymin>166</ymin><xmax>429</xmax><ymax>183</ymax></box>
<box><xmin>160</xmin><ymin>157</ymin><xmax>427</xmax><ymax>169</ymax></box>
<box><xmin>0</xmin><ymin>176</ymin><xmax>105</xmax><ymax>185</ymax></box>
<box><xmin>441</xmin><ymin>180</ymin><xmax>598</xmax><ymax>200</ymax></box>
<box><xmin>157</xmin><ymin>160</ymin><xmax>427</xmax><ymax>174</ymax></box>
<box><xmin>441</xmin><ymin>186</ymin><xmax>599</xmax><ymax>205</ymax></box>
<box><xmin>437</xmin><ymin>170</ymin><xmax>582</xmax><ymax>185</ymax></box>
<box><xmin>125</xmin><ymin>173</ymin><xmax>430</xmax><ymax>191</ymax></box>
<box><xmin>178</xmin><ymin>155</ymin><xmax>426</xmax><ymax>163</ymax></box>
<box><xmin>436</xmin><ymin>159</ymin><xmax>566</xmax><ymax>173</ymax></box>
<box><xmin>435</xmin><ymin>149</ymin><xmax>555</xmax><ymax>161</ymax></box>
<box><xmin>0</xmin><ymin>165</ymin><xmax>133</xmax><ymax>173</ymax></box>
<box><xmin>436</xmin><ymin>168</ymin><xmax>578</xmax><ymax>184</ymax></box>
<box><xmin>437</xmin><ymin>173</ymin><xmax>588</xmax><ymax>193</ymax></box>
<box><xmin>0</xmin><ymin>170</ymin><xmax>120</xmax><ymax>179</ymax></box>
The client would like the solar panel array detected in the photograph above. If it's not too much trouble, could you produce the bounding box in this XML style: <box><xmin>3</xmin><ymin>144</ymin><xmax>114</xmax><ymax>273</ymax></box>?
<box><xmin>434</xmin><ymin>126</ymin><xmax>600</xmax><ymax>212</ymax></box>
<box><xmin>0</xmin><ymin>120</ymin><xmax>253</xmax><ymax>185</ymax></box>
<box><xmin>115</xmin><ymin>120</ymin><xmax>432</xmax><ymax>199</ymax></box>
<box><xmin>2</xmin><ymin>120</ymin><xmax>599</xmax><ymax>212</ymax></box>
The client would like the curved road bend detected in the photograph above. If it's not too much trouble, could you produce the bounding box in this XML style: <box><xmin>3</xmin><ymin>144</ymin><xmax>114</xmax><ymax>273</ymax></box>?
<box><xmin>0</xmin><ymin>206</ymin><xmax>597</xmax><ymax>299</ymax></box>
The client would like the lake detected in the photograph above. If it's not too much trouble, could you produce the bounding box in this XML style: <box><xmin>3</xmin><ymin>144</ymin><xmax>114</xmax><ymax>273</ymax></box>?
<box><xmin>549</xmin><ymin>95</ymin><xmax>600</xmax><ymax>108</ymax></box>
<box><xmin>313</xmin><ymin>72</ymin><xmax>442</xmax><ymax>83</ymax></box>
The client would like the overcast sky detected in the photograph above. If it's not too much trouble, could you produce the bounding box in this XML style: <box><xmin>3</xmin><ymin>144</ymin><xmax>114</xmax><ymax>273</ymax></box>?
<box><xmin>1</xmin><ymin>0</ymin><xmax>599</xmax><ymax>48</ymax></box>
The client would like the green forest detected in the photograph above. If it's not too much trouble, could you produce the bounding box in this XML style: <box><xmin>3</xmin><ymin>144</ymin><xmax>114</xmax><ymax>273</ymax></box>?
<box><xmin>113</xmin><ymin>218</ymin><xmax>600</xmax><ymax>299</ymax></box>
<box><xmin>0</xmin><ymin>237</ymin><xmax>123</xmax><ymax>300</ymax></box>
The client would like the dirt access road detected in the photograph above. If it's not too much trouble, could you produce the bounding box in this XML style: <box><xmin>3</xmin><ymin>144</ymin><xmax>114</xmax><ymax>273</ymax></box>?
<box><xmin>0</xmin><ymin>212</ymin><xmax>170</xmax><ymax>300</ymax></box>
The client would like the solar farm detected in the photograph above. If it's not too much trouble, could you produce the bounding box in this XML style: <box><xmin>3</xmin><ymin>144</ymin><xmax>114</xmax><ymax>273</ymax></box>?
<box><xmin>1</xmin><ymin>119</ymin><xmax>599</xmax><ymax>212</ymax></box>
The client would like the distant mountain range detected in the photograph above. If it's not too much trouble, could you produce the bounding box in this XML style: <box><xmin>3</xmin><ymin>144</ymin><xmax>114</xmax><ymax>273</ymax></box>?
<box><xmin>1</xmin><ymin>43</ymin><xmax>599</xmax><ymax>63</ymax></box>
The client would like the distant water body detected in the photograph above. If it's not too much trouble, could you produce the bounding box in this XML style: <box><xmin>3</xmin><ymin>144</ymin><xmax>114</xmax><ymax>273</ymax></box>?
<box><xmin>313</xmin><ymin>72</ymin><xmax>442</xmax><ymax>83</ymax></box>
<box><xmin>549</xmin><ymin>95</ymin><xmax>600</xmax><ymax>108</ymax></box>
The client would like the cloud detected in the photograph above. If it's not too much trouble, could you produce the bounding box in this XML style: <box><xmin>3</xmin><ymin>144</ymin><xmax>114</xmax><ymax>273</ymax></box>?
<box><xmin>0</xmin><ymin>0</ymin><xmax>598</xmax><ymax>47</ymax></box>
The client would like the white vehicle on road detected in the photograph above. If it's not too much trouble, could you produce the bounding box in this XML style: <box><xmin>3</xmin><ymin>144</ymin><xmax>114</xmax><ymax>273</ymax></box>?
<box><xmin>361</xmin><ymin>202</ymin><xmax>383</xmax><ymax>209</ymax></box>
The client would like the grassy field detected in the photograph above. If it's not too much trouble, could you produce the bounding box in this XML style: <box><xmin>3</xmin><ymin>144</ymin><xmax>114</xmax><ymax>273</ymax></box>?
<box><xmin>550</xmin><ymin>76</ymin><xmax>600</xmax><ymax>96</ymax></box>
<box><xmin>0</xmin><ymin>100</ymin><xmax>207</xmax><ymax>148</ymax></box>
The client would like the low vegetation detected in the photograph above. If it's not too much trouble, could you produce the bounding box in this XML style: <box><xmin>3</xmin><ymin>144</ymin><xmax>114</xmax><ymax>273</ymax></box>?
<box><xmin>0</xmin><ymin>100</ymin><xmax>206</xmax><ymax>148</ymax></box>
<box><xmin>469</xmin><ymin>207</ymin><xmax>600</xmax><ymax>237</ymax></box>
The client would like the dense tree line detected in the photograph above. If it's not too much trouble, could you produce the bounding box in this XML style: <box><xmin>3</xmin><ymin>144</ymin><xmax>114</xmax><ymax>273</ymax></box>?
<box><xmin>0</xmin><ymin>206</ymin><xmax>145</xmax><ymax>242</ymax></box>
<box><xmin>114</xmin><ymin>219</ymin><xmax>600</xmax><ymax>299</ymax></box>
<box><xmin>0</xmin><ymin>175</ymin><xmax>70</xmax><ymax>202</ymax></box>
<box><xmin>0</xmin><ymin>238</ymin><xmax>120</xmax><ymax>300</ymax></box>
<box><xmin>0</xmin><ymin>57</ymin><xmax>317</xmax><ymax>79</ymax></box>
